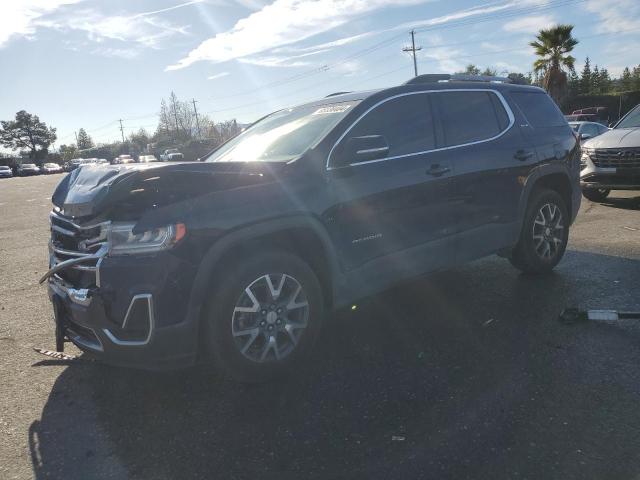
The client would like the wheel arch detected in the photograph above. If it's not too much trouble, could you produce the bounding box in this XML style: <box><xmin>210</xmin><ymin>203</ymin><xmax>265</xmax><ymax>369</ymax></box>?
<box><xmin>520</xmin><ymin>167</ymin><xmax>574</xmax><ymax>225</ymax></box>
<box><xmin>186</xmin><ymin>216</ymin><xmax>340</xmax><ymax>342</ymax></box>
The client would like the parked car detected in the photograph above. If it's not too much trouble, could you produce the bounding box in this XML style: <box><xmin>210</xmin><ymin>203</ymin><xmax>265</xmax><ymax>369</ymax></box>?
<box><xmin>565</xmin><ymin>106</ymin><xmax>609</xmax><ymax>125</ymax></box>
<box><xmin>569</xmin><ymin>121</ymin><xmax>608</xmax><ymax>144</ymax></box>
<box><xmin>160</xmin><ymin>148</ymin><xmax>184</xmax><ymax>161</ymax></box>
<box><xmin>43</xmin><ymin>75</ymin><xmax>580</xmax><ymax>381</ymax></box>
<box><xmin>17</xmin><ymin>163</ymin><xmax>40</xmax><ymax>176</ymax></box>
<box><xmin>97</xmin><ymin>158</ymin><xmax>109</xmax><ymax>165</ymax></box>
<box><xmin>41</xmin><ymin>163</ymin><xmax>63</xmax><ymax>174</ymax></box>
<box><xmin>580</xmin><ymin>103</ymin><xmax>640</xmax><ymax>201</ymax></box>
<box><xmin>64</xmin><ymin>159</ymin><xmax>84</xmax><ymax>172</ymax></box>
<box><xmin>138</xmin><ymin>154</ymin><xmax>158</xmax><ymax>163</ymax></box>
<box><xmin>113</xmin><ymin>154</ymin><xmax>134</xmax><ymax>165</ymax></box>
<box><xmin>0</xmin><ymin>165</ymin><xmax>13</xmax><ymax>178</ymax></box>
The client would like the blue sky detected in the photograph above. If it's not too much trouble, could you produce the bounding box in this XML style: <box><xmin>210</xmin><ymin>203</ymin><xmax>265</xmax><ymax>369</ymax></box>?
<box><xmin>1</xmin><ymin>0</ymin><xmax>638</xmax><ymax>149</ymax></box>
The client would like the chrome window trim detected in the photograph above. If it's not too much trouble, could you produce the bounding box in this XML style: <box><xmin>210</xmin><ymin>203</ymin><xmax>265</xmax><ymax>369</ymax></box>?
<box><xmin>103</xmin><ymin>294</ymin><xmax>154</xmax><ymax>346</ymax></box>
<box><xmin>326</xmin><ymin>88</ymin><xmax>515</xmax><ymax>170</ymax></box>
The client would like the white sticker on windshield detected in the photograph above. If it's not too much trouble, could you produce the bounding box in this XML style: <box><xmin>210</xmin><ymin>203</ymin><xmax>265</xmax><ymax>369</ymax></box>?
<box><xmin>312</xmin><ymin>105</ymin><xmax>351</xmax><ymax>115</ymax></box>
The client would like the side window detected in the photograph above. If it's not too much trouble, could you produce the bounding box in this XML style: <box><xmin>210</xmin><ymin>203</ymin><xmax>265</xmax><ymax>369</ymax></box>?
<box><xmin>510</xmin><ymin>91</ymin><xmax>567</xmax><ymax>127</ymax></box>
<box><xmin>582</xmin><ymin>123</ymin><xmax>599</xmax><ymax>137</ymax></box>
<box><xmin>345</xmin><ymin>93</ymin><xmax>436</xmax><ymax>158</ymax></box>
<box><xmin>435</xmin><ymin>91</ymin><xmax>509</xmax><ymax>147</ymax></box>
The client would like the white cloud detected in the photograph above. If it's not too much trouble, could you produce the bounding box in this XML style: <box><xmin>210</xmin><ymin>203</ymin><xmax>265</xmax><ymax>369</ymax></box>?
<box><xmin>419</xmin><ymin>34</ymin><xmax>466</xmax><ymax>73</ymax></box>
<box><xmin>166</xmin><ymin>0</ymin><xmax>428</xmax><ymax>70</ymax></box>
<box><xmin>585</xmin><ymin>0</ymin><xmax>640</xmax><ymax>33</ymax></box>
<box><xmin>37</xmin><ymin>8</ymin><xmax>191</xmax><ymax>50</ymax></box>
<box><xmin>0</xmin><ymin>0</ymin><xmax>82</xmax><ymax>48</ymax></box>
<box><xmin>503</xmin><ymin>14</ymin><xmax>555</xmax><ymax>34</ymax></box>
<box><xmin>208</xmin><ymin>71</ymin><xmax>230</xmax><ymax>80</ymax></box>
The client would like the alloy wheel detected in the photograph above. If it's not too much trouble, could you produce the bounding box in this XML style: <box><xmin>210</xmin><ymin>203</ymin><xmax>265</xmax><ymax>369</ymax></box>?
<box><xmin>532</xmin><ymin>202</ymin><xmax>564</xmax><ymax>261</ymax></box>
<box><xmin>231</xmin><ymin>273</ymin><xmax>309</xmax><ymax>363</ymax></box>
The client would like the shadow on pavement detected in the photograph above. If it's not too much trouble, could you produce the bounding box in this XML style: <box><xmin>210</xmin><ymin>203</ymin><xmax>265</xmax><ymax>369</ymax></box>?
<box><xmin>29</xmin><ymin>251</ymin><xmax>640</xmax><ymax>480</ymax></box>
<box><xmin>600</xmin><ymin>193</ymin><xmax>640</xmax><ymax>211</ymax></box>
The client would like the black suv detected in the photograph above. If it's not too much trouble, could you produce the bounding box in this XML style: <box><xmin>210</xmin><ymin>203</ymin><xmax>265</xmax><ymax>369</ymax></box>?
<box><xmin>43</xmin><ymin>75</ymin><xmax>580</xmax><ymax>381</ymax></box>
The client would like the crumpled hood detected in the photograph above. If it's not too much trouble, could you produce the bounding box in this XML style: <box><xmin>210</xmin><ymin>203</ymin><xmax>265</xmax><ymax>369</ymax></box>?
<box><xmin>52</xmin><ymin>161</ymin><xmax>285</xmax><ymax>220</ymax></box>
<box><xmin>583</xmin><ymin>127</ymin><xmax>640</xmax><ymax>149</ymax></box>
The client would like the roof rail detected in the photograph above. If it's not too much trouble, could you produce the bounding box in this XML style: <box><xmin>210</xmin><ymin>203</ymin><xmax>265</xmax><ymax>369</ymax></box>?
<box><xmin>404</xmin><ymin>74</ymin><xmax>512</xmax><ymax>85</ymax></box>
<box><xmin>325</xmin><ymin>91</ymin><xmax>352</xmax><ymax>97</ymax></box>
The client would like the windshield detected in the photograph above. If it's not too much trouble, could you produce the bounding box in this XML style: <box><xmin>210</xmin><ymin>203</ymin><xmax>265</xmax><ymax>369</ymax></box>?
<box><xmin>206</xmin><ymin>101</ymin><xmax>358</xmax><ymax>163</ymax></box>
<box><xmin>616</xmin><ymin>105</ymin><xmax>640</xmax><ymax>129</ymax></box>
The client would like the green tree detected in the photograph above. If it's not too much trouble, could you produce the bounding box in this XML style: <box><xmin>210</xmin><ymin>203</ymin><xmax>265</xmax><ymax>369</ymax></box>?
<box><xmin>632</xmin><ymin>65</ymin><xmax>640</xmax><ymax>90</ymax></box>
<box><xmin>530</xmin><ymin>24</ymin><xmax>578</xmax><ymax>104</ymax></box>
<box><xmin>481</xmin><ymin>67</ymin><xmax>498</xmax><ymax>76</ymax></box>
<box><xmin>567</xmin><ymin>68</ymin><xmax>580</xmax><ymax>96</ymax></box>
<box><xmin>507</xmin><ymin>72</ymin><xmax>531</xmax><ymax>85</ymax></box>
<box><xmin>76</xmin><ymin>128</ymin><xmax>93</xmax><ymax>149</ymax></box>
<box><xmin>592</xmin><ymin>65</ymin><xmax>600</xmax><ymax>94</ymax></box>
<box><xmin>598</xmin><ymin>68</ymin><xmax>611</xmax><ymax>93</ymax></box>
<box><xmin>620</xmin><ymin>67</ymin><xmax>632</xmax><ymax>91</ymax></box>
<box><xmin>0</xmin><ymin>110</ymin><xmax>57</xmax><ymax>159</ymax></box>
<box><xmin>59</xmin><ymin>144</ymin><xmax>78</xmax><ymax>161</ymax></box>
<box><xmin>580</xmin><ymin>57</ymin><xmax>592</xmax><ymax>94</ymax></box>
<box><xmin>462</xmin><ymin>64</ymin><xmax>481</xmax><ymax>75</ymax></box>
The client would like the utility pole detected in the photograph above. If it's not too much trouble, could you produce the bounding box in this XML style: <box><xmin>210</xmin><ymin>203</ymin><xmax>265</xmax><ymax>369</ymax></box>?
<box><xmin>192</xmin><ymin>98</ymin><xmax>201</xmax><ymax>139</ymax></box>
<box><xmin>74</xmin><ymin>131</ymin><xmax>78</xmax><ymax>145</ymax></box>
<box><xmin>118</xmin><ymin>119</ymin><xmax>125</xmax><ymax>143</ymax></box>
<box><xmin>402</xmin><ymin>30</ymin><xmax>422</xmax><ymax>77</ymax></box>
<box><xmin>172</xmin><ymin>101</ymin><xmax>180</xmax><ymax>136</ymax></box>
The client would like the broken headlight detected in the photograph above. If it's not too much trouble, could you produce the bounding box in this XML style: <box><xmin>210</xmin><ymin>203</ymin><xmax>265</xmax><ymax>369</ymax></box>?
<box><xmin>108</xmin><ymin>222</ymin><xmax>186</xmax><ymax>255</ymax></box>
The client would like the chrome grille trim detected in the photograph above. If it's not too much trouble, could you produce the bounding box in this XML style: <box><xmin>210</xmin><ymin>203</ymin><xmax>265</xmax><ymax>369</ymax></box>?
<box><xmin>47</xmin><ymin>211</ymin><xmax>110</xmax><ymax>284</ymax></box>
<box><xmin>591</xmin><ymin>148</ymin><xmax>640</xmax><ymax>168</ymax></box>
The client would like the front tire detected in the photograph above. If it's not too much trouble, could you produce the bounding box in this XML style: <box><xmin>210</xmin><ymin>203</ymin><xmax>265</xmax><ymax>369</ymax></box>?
<box><xmin>582</xmin><ymin>187</ymin><xmax>610</xmax><ymax>202</ymax></box>
<box><xmin>509</xmin><ymin>188</ymin><xmax>569</xmax><ymax>274</ymax></box>
<box><xmin>204</xmin><ymin>250</ymin><xmax>324</xmax><ymax>382</ymax></box>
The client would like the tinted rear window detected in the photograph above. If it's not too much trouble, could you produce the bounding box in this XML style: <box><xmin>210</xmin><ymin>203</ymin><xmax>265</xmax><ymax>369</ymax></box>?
<box><xmin>435</xmin><ymin>91</ymin><xmax>509</xmax><ymax>147</ymax></box>
<box><xmin>511</xmin><ymin>91</ymin><xmax>566</xmax><ymax>127</ymax></box>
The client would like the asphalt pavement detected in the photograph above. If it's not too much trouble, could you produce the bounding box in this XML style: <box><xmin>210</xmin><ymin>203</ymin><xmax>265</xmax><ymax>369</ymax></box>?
<box><xmin>1</xmin><ymin>174</ymin><xmax>639</xmax><ymax>480</ymax></box>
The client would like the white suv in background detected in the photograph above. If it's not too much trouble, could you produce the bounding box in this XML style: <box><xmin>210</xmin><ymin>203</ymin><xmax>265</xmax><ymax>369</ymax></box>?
<box><xmin>580</xmin><ymin>104</ymin><xmax>640</xmax><ymax>201</ymax></box>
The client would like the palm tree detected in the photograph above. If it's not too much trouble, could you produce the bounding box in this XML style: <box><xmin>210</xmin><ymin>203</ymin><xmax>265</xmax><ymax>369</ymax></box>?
<box><xmin>530</xmin><ymin>24</ymin><xmax>578</xmax><ymax>104</ymax></box>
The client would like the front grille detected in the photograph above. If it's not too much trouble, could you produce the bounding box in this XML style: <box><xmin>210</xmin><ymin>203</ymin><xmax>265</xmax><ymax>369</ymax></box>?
<box><xmin>49</xmin><ymin>212</ymin><xmax>109</xmax><ymax>287</ymax></box>
<box><xmin>591</xmin><ymin>148</ymin><xmax>640</xmax><ymax>168</ymax></box>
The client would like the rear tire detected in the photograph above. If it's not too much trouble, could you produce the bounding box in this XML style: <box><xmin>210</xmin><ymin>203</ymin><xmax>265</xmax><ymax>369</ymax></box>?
<box><xmin>581</xmin><ymin>187</ymin><xmax>610</xmax><ymax>202</ymax></box>
<box><xmin>509</xmin><ymin>188</ymin><xmax>569</xmax><ymax>274</ymax></box>
<box><xmin>203</xmin><ymin>250</ymin><xmax>324</xmax><ymax>382</ymax></box>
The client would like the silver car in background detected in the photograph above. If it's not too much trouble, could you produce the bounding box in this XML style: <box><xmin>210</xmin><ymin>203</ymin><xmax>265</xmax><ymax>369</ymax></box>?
<box><xmin>580</xmin><ymin>104</ymin><xmax>640</xmax><ymax>201</ymax></box>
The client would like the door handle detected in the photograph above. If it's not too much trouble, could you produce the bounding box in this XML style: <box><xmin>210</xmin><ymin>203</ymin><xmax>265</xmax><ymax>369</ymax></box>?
<box><xmin>514</xmin><ymin>150</ymin><xmax>535</xmax><ymax>161</ymax></box>
<box><xmin>426</xmin><ymin>164</ymin><xmax>451</xmax><ymax>176</ymax></box>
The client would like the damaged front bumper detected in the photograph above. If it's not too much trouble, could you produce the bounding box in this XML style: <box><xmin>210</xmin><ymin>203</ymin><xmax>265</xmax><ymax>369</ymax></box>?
<box><xmin>44</xmin><ymin>212</ymin><xmax>200</xmax><ymax>370</ymax></box>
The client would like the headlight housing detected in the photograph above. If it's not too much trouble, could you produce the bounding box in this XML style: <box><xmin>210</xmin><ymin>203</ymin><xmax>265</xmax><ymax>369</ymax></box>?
<box><xmin>580</xmin><ymin>149</ymin><xmax>593</xmax><ymax>171</ymax></box>
<box><xmin>108</xmin><ymin>222</ymin><xmax>186</xmax><ymax>255</ymax></box>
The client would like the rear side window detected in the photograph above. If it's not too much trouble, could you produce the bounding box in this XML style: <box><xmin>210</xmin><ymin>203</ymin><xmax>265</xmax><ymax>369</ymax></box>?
<box><xmin>435</xmin><ymin>91</ymin><xmax>509</xmax><ymax>147</ymax></box>
<box><xmin>347</xmin><ymin>93</ymin><xmax>436</xmax><ymax>157</ymax></box>
<box><xmin>510</xmin><ymin>91</ymin><xmax>566</xmax><ymax>127</ymax></box>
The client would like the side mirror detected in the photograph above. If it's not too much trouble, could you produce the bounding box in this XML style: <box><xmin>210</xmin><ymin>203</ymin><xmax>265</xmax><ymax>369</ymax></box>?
<box><xmin>334</xmin><ymin>135</ymin><xmax>389</xmax><ymax>167</ymax></box>
<box><xmin>580</xmin><ymin>133</ymin><xmax>592</xmax><ymax>140</ymax></box>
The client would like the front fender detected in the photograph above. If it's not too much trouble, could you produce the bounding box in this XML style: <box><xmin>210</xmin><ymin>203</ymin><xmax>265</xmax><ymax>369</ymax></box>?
<box><xmin>183</xmin><ymin>215</ymin><xmax>342</xmax><ymax>337</ymax></box>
